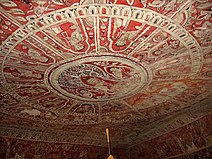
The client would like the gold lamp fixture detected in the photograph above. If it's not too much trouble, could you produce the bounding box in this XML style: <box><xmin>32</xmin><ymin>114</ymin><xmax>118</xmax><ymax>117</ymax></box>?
<box><xmin>106</xmin><ymin>128</ymin><xmax>115</xmax><ymax>159</ymax></box>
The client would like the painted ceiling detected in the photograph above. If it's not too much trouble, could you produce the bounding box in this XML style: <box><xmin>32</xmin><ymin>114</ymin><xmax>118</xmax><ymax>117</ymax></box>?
<box><xmin>0</xmin><ymin>0</ymin><xmax>211</xmax><ymax>151</ymax></box>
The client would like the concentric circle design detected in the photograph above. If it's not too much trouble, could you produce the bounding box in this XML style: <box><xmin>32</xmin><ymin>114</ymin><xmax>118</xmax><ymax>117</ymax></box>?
<box><xmin>45</xmin><ymin>54</ymin><xmax>151</xmax><ymax>102</ymax></box>
<box><xmin>0</xmin><ymin>0</ymin><xmax>211</xmax><ymax>150</ymax></box>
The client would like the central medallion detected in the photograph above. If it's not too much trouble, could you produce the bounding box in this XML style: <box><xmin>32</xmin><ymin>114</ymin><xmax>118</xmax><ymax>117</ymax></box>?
<box><xmin>46</xmin><ymin>54</ymin><xmax>151</xmax><ymax>102</ymax></box>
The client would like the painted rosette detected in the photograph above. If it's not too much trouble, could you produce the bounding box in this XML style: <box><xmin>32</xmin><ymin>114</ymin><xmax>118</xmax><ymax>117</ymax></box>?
<box><xmin>45</xmin><ymin>54</ymin><xmax>152</xmax><ymax>102</ymax></box>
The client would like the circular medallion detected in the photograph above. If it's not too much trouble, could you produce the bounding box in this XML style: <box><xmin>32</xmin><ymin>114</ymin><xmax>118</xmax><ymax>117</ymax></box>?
<box><xmin>45</xmin><ymin>54</ymin><xmax>151</xmax><ymax>102</ymax></box>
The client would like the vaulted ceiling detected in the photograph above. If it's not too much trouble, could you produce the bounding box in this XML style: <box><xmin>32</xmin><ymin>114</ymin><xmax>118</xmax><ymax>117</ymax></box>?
<box><xmin>0</xmin><ymin>0</ymin><xmax>211</xmax><ymax>156</ymax></box>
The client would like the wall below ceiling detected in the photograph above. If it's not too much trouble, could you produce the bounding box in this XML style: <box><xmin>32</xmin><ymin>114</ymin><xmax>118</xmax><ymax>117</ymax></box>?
<box><xmin>0</xmin><ymin>137</ymin><xmax>125</xmax><ymax>159</ymax></box>
<box><xmin>118</xmin><ymin>115</ymin><xmax>212</xmax><ymax>159</ymax></box>
<box><xmin>0</xmin><ymin>115</ymin><xmax>211</xmax><ymax>159</ymax></box>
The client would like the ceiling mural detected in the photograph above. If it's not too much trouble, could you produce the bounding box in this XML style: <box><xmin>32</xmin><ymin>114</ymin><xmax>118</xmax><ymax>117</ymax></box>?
<box><xmin>0</xmin><ymin>0</ymin><xmax>211</xmax><ymax>152</ymax></box>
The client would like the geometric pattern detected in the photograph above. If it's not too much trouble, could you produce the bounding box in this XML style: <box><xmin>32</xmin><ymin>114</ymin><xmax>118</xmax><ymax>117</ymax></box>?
<box><xmin>0</xmin><ymin>0</ymin><xmax>212</xmax><ymax>156</ymax></box>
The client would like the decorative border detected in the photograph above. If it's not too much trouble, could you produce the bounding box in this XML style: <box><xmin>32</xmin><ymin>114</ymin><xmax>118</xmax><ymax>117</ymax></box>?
<box><xmin>1</xmin><ymin>4</ymin><xmax>202</xmax><ymax>75</ymax></box>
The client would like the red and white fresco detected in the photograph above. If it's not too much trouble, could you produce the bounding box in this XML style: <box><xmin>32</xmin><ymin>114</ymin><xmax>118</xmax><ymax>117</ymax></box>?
<box><xmin>119</xmin><ymin>115</ymin><xmax>212</xmax><ymax>159</ymax></box>
<box><xmin>0</xmin><ymin>137</ymin><xmax>112</xmax><ymax>159</ymax></box>
<box><xmin>0</xmin><ymin>0</ymin><xmax>212</xmax><ymax>158</ymax></box>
